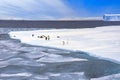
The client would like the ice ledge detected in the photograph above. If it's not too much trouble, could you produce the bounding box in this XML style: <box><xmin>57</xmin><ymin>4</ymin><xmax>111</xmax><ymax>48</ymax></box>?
<box><xmin>9</xmin><ymin>26</ymin><xmax>120</xmax><ymax>63</ymax></box>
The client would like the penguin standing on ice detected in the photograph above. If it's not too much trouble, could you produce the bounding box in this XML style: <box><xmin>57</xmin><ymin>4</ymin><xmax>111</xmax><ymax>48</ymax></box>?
<box><xmin>32</xmin><ymin>34</ymin><xmax>34</xmax><ymax>37</ymax></box>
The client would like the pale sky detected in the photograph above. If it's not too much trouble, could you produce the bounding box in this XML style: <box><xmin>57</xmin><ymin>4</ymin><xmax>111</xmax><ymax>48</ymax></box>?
<box><xmin>0</xmin><ymin>0</ymin><xmax>120</xmax><ymax>20</ymax></box>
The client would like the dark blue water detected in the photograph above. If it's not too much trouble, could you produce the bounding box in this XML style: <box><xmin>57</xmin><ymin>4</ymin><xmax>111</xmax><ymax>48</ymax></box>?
<box><xmin>0</xmin><ymin>28</ymin><xmax>120</xmax><ymax>80</ymax></box>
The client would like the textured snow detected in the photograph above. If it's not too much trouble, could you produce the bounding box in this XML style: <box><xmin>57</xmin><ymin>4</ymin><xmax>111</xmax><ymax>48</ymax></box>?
<box><xmin>0</xmin><ymin>73</ymin><xmax>32</xmax><ymax>77</ymax></box>
<box><xmin>92</xmin><ymin>73</ymin><xmax>120</xmax><ymax>80</ymax></box>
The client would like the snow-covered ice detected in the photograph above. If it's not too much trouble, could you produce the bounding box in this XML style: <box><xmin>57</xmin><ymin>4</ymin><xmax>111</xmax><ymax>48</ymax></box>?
<box><xmin>0</xmin><ymin>73</ymin><xmax>32</xmax><ymax>77</ymax></box>
<box><xmin>91</xmin><ymin>73</ymin><xmax>120</xmax><ymax>80</ymax></box>
<box><xmin>9</xmin><ymin>26</ymin><xmax>120</xmax><ymax>63</ymax></box>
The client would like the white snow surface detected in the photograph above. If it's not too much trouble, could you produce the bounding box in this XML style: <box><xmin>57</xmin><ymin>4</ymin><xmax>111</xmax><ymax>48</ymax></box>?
<box><xmin>9</xmin><ymin>26</ymin><xmax>120</xmax><ymax>63</ymax></box>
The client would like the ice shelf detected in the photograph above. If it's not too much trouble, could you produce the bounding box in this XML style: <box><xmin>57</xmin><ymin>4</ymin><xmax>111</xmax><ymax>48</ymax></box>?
<box><xmin>9</xmin><ymin>26</ymin><xmax>120</xmax><ymax>63</ymax></box>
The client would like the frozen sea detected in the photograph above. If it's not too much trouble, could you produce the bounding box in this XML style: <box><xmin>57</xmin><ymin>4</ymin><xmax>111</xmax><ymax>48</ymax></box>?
<box><xmin>0</xmin><ymin>27</ymin><xmax>120</xmax><ymax>80</ymax></box>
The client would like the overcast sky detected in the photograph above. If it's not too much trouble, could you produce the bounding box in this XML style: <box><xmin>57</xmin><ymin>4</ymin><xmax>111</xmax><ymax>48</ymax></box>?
<box><xmin>0</xmin><ymin>0</ymin><xmax>120</xmax><ymax>20</ymax></box>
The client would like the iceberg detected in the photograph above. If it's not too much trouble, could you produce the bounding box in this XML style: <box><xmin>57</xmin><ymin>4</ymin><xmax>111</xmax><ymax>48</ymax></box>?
<box><xmin>103</xmin><ymin>14</ymin><xmax>120</xmax><ymax>21</ymax></box>
<box><xmin>9</xmin><ymin>26</ymin><xmax>120</xmax><ymax>63</ymax></box>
